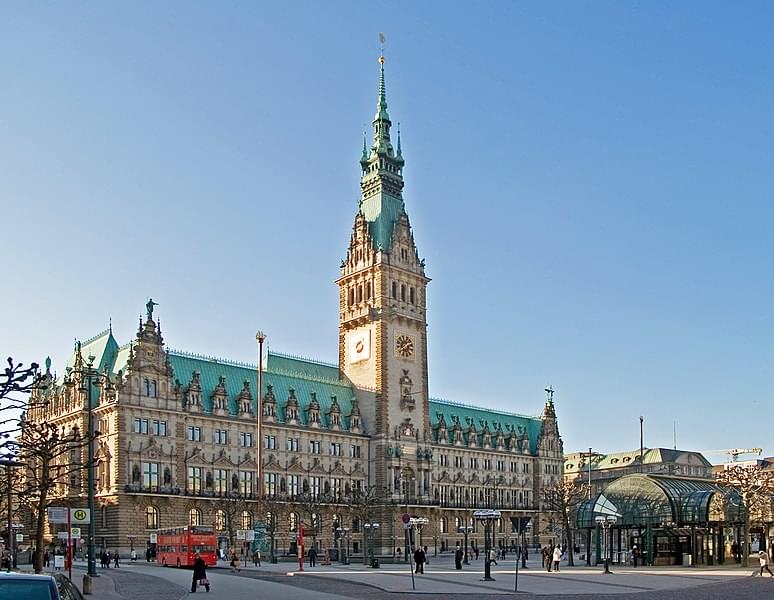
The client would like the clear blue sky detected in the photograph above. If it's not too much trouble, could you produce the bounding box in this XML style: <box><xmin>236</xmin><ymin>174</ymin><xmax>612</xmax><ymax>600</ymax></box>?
<box><xmin>2</xmin><ymin>2</ymin><xmax>773</xmax><ymax>462</ymax></box>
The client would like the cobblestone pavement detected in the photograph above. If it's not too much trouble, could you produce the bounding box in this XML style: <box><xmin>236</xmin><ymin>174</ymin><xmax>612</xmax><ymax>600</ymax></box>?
<box><xmin>106</xmin><ymin>567</ymin><xmax>188</xmax><ymax>600</ymax></box>
<box><xmin>239</xmin><ymin>570</ymin><xmax>774</xmax><ymax>599</ymax></box>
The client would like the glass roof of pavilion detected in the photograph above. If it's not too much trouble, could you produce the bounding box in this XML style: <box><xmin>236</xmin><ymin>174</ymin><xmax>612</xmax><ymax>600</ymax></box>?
<box><xmin>576</xmin><ymin>474</ymin><xmax>743</xmax><ymax>528</ymax></box>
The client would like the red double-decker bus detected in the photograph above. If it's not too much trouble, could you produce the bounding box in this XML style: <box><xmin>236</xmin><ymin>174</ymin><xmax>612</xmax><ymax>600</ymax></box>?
<box><xmin>157</xmin><ymin>525</ymin><xmax>218</xmax><ymax>568</ymax></box>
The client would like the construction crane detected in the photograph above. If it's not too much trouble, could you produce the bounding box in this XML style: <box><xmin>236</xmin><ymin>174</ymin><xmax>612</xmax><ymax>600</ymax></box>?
<box><xmin>702</xmin><ymin>448</ymin><xmax>763</xmax><ymax>462</ymax></box>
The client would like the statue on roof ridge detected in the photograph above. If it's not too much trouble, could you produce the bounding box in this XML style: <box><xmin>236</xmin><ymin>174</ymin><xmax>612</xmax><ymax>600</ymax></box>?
<box><xmin>146</xmin><ymin>298</ymin><xmax>158</xmax><ymax>321</ymax></box>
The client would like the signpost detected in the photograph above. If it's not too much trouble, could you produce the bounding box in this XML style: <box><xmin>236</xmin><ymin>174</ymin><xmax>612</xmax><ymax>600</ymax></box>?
<box><xmin>47</xmin><ymin>507</ymin><xmax>69</xmax><ymax>524</ymax></box>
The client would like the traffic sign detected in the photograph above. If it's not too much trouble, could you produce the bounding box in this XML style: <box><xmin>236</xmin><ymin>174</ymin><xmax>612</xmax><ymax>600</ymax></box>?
<box><xmin>15</xmin><ymin>534</ymin><xmax>23</xmax><ymax>543</ymax></box>
<box><xmin>48</xmin><ymin>507</ymin><xmax>69</xmax><ymax>524</ymax></box>
<box><xmin>401</xmin><ymin>513</ymin><xmax>410</xmax><ymax>524</ymax></box>
<box><xmin>57</xmin><ymin>532</ymin><xmax>70</xmax><ymax>540</ymax></box>
<box><xmin>245</xmin><ymin>530</ymin><xmax>255</xmax><ymax>541</ymax></box>
<box><xmin>70</xmin><ymin>528</ymin><xmax>81</xmax><ymax>540</ymax></box>
<box><xmin>236</xmin><ymin>529</ymin><xmax>246</xmax><ymax>540</ymax></box>
<box><xmin>149</xmin><ymin>533</ymin><xmax>157</xmax><ymax>544</ymax></box>
<box><xmin>71</xmin><ymin>509</ymin><xmax>90</xmax><ymax>524</ymax></box>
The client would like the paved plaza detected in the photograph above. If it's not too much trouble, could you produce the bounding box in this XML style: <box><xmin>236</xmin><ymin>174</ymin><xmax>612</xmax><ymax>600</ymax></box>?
<box><xmin>51</xmin><ymin>553</ymin><xmax>774</xmax><ymax>600</ymax></box>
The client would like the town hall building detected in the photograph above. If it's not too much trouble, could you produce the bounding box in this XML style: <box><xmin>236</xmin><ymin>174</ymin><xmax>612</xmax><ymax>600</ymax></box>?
<box><xmin>26</xmin><ymin>55</ymin><xmax>564</xmax><ymax>558</ymax></box>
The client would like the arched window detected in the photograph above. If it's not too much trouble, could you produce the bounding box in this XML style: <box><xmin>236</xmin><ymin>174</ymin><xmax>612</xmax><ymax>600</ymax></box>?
<box><xmin>145</xmin><ymin>505</ymin><xmax>159</xmax><ymax>529</ymax></box>
<box><xmin>439</xmin><ymin>518</ymin><xmax>447</xmax><ymax>534</ymax></box>
<box><xmin>454</xmin><ymin>517</ymin><xmax>461</xmax><ymax>530</ymax></box>
<box><xmin>391</xmin><ymin>281</ymin><xmax>397</xmax><ymax>299</ymax></box>
<box><xmin>215</xmin><ymin>509</ymin><xmax>226</xmax><ymax>531</ymax></box>
<box><xmin>311</xmin><ymin>513</ymin><xmax>320</xmax><ymax>529</ymax></box>
<box><xmin>151</xmin><ymin>380</ymin><xmax>157</xmax><ymax>398</ymax></box>
<box><xmin>289</xmin><ymin>512</ymin><xmax>298</xmax><ymax>532</ymax></box>
<box><xmin>188</xmin><ymin>508</ymin><xmax>202</xmax><ymax>527</ymax></box>
<box><xmin>241</xmin><ymin>510</ymin><xmax>253</xmax><ymax>530</ymax></box>
<box><xmin>143</xmin><ymin>379</ymin><xmax>150</xmax><ymax>396</ymax></box>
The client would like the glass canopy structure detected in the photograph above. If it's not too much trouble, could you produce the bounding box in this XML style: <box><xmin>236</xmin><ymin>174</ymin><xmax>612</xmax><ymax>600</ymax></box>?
<box><xmin>576</xmin><ymin>474</ymin><xmax>744</xmax><ymax>566</ymax></box>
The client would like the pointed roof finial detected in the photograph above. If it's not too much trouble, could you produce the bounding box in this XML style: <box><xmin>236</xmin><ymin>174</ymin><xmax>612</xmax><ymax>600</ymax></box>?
<box><xmin>397</xmin><ymin>122</ymin><xmax>402</xmax><ymax>157</ymax></box>
<box><xmin>362</xmin><ymin>131</ymin><xmax>368</xmax><ymax>159</ymax></box>
<box><xmin>109</xmin><ymin>316</ymin><xmax>112</xmax><ymax>335</ymax></box>
<box><xmin>544</xmin><ymin>386</ymin><xmax>555</xmax><ymax>405</ymax></box>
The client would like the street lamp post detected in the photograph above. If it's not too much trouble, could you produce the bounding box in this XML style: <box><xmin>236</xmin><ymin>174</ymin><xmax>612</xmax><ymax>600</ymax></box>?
<box><xmin>364</xmin><ymin>522</ymin><xmax>380</xmax><ymax>566</ymax></box>
<box><xmin>595</xmin><ymin>515</ymin><xmax>618</xmax><ymax>574</ymax></box>
<box><xmin>1</xmin><ymin>459</ymin><xmax>23</xmax><ymax>572</ymax></box>
<box><xmin>255</xmin><ymin>332</ymin><xmax>266</xmax><ymax>500</ymax></box>
<box><xmin>458</xmin><ymin>525</ymin><xmax>473</xmax><ymax>565</ymax></box>
<box><xmin>474</xmin><ymin>509</ymin><xmax>500</xmax><ymax>582</ymax></box>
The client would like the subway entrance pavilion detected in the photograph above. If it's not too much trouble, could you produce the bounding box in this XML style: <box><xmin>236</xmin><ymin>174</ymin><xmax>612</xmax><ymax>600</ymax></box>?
<box><xmin>577</xmin><ymin>473</ymin><xmax>744</xmax><ymax>566</ymax></box>
<box><xmin>25</xmin><ymin>55</ymin><xmax>565</xmax><ymax>559</ymax></box>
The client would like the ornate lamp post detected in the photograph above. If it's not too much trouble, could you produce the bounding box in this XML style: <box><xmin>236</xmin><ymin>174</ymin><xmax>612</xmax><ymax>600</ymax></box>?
<box><xmin>595</xmin><ymin>515</ymin><xmax>618</xmax><ymax>574</ymax></box>
<box><xmin>364</xmin><ymin>522</ymin><xmax>380</xmax><ymax>566</ymax></box>
<box><xmin>458</xmin><ymin>524</ymin><xmax>473</xmax><ymax>565</ymax></box>
<box><xmin>474</xmin><ymin>509</ymin><xmax>500</xmax><ymax>581</ymax></box>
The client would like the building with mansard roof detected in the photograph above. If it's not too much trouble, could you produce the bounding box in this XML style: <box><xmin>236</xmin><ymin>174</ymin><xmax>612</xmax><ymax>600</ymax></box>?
<box><xmin>26</xmin><ymin>55</ymin><xmax>564</xmax><ymax>558</ymax></box>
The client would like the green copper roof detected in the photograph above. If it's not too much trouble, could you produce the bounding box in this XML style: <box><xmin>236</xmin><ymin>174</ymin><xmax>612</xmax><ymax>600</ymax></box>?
<box><xmin>167</xmin><ymin>350</ymin><xmax>358</xmax><ymax>430</ymax></box>
<box><xmin>429</xmin><ymin>398</ymin><xmax>543</xmax><ymax>454</ymax></box>
<box><xmin>360</xmin><ymin>191</ymin><xmax>405</xmax><ymax>251</ymax></box>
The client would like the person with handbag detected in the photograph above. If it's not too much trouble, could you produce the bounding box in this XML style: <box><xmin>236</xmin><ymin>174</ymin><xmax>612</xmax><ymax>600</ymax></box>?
<box><xmin>191</xmin><ymin>552</ymin><xmax>210</xmax><ymax>593</ymax></box>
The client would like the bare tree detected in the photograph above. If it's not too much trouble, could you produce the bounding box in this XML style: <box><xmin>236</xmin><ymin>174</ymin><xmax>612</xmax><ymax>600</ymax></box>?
<box><xmin>346</xmin><ymin>484</ymin><xmax>384</xmax><ymax>564</ymax></box>
<box><xmin>213</xmin><ymin>492</ymin><xmax>252</xmax><ymax>550</ymax></box>
<box><xmin>1</xmin><ymin>357</ymin><xmax>40</xmax><ymax>453</ymax></box>
<box><xmin>259</xmin><ymin>496</ymin><xmax>287</xmax><ymax>561</ymax></box>
<box><xmin>16</xmin><ymin>418</ymin><xmax>93</xmax><ymax>573</ymax></box>
<box><xmin>716</xmin><ymin>464</ymin><xmax>774</xmax><ymax>567</ymax></box>
<box><xmin>541</xmin><ymin>479</ymin><xmax>589</xmax><ymax>567</ymax></box>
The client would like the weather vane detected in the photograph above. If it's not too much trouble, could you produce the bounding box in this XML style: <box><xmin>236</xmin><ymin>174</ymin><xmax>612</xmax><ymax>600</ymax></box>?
<box><xmin>379</xmin><ymin>32</ymin><xmax>385</xmax><ymax>64</ymax></box>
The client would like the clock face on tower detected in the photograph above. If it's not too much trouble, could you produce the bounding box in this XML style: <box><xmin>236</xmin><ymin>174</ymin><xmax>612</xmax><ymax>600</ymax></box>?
<box><xmin>395</xmin><ymin>333</ymin><xmax>415</xmax><ymax>359</ymax></box>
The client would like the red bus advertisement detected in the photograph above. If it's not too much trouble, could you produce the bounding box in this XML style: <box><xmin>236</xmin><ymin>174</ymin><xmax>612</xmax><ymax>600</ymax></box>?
<box><xmin>157</xmin><ymin>526</ymin><xmax>218</xmax><ymax>568</ymax></box>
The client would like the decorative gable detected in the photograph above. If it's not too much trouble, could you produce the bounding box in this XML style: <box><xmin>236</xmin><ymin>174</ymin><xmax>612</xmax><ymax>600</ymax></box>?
<box><xmin>348</xmin><ymin>397</ymin><xmax>362</xmax><ymax>433</ymax></box>
<box><xmin>327</xmin><ymin>395</ymin><xmax>342</xmax><ymax>431</ymax></box>
<box><xmin>211</xmin><ymin>375</ymin><xmax>228</xmax><ymax>415</ymax></box>
<box><xmin>284</xmin><ymin>385</ymin><xmax>299</xmax><ymax>425</ymax></box>
<box><xmin>185</xmin><ymin>371</ymin><xmax>202</xmax><ymax>412</ymax></box>
<box><xmin>237</xmin><ymin>380</ymin><xmax>253</xmax><ymax>416</ymax></box>
<box><xmin>306</xmin><ymin>391</ymin><xmax>321</xmax><ymax>428</ymax></box>
<box><xmin>263</xmin><ymin>384</ymin><xmax>277</xmax><ymax>422</ymax></box>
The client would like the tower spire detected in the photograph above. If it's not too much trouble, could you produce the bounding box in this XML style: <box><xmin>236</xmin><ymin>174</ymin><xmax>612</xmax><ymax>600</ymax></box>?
<box><xmin>372</xmin><ymin>53</ymin><xmax>393</xmax><ymax>155</ymax></box>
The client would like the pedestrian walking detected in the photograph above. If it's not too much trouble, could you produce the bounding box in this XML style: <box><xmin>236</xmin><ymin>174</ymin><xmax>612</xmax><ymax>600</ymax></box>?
<box><xmin>253</xmin><ymin>549</ymin><xmax>261</xmax><ymax>566</ymax></box>
<box><xmin>542</xmin><ymin>546</ymin><xmax>552</xmax><ymax>572</ymax></box>
<box><xmin>473</xmin><ymin>544</ymin><xmax>479</xmax><ymax>560</ymax></box>
<box><xmin>454</xmin><ymin>547</ymin><xmax>463</xmax><ymax>570</ymax></box>
<box><xmin>43</xmin><ymin>551</ymin><xmax>50</xmax><ymax>569</ymax></box>
<box><xmin>413</xmin><ymin>547</ymin><xmax>425</xmax><ymax>574</ymax></box>
<box><xmin>631</xmin><ymin>545</ymin><xmax>639</xmax><ymax>568</ymax></box>
<box><xmin>759</xmin><ymin>551</ymin><xmax>774</xmax><ymax>577</ymax></box>
<box><xmin>552</xmin><ymin>546</ymin><xmax>562</xmax><ymax>572</ymax></box>
<box><xmin>113</xmin><ymin>552</ymin><xmax>120</xmax><ymax>568</ymax></box>
<box><xmin>229</xmin><ymin>550</ymin><xmax>240</xmax><ymax>572</ymax></box>
<box><xmin>488</xmin><ymin>548</ymin><xmax>498</xmax><ymax>566</ymax></box>
<box><xmin>191</xmin><ymin>552</ymin><xmax>210</xmax><ymax>593</ymax></box>
<box><xmin>130</xmin><ymin>549</ymin><xmax>137</xmax><ymax>562</ymax></box>
<box><xmin>308</xmin><ymin>547</ymin><xmax>317</xmax><ymax>567</ymax></box>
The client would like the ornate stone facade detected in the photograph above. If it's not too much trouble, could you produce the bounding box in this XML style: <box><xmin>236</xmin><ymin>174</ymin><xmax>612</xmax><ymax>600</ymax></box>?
<box><xmin>25</xmin><ymin>56</ymin><xmax>564</xmax><ymax>558</ymax></box>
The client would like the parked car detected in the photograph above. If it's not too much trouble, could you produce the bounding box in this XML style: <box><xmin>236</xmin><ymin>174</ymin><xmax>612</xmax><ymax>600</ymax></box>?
<box><xmin>53</xmin><ymin>573</ymin><xmax>85</xmax><ymax>600</ymax></box>
<box><xmin>0</xmin><ymin>572</ymin><xmax>60</xmax><ymax>599</ymax></box>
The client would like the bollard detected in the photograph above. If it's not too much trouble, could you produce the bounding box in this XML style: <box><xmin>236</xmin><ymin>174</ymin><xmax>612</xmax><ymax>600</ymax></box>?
<box><xmin>83</xmin><ymin>574</ymin><xmax>92</xmax><ymax>595</ymax></box>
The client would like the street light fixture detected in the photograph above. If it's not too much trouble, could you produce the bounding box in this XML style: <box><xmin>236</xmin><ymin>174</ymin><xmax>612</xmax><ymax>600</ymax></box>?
<box><xmin>364</xmin><ymin>522</ymin><xmax>380</xmax><ymax>566</ymax></box>
<box><xmin>458</xmin><ymin>525</ymin><xmax>473</xmax><ymax>565</ymax></box>
<box><xmin>1</xmin><ymin>459</ymin><xmax>23</xmax><ymax>572</ymax></box>
<box><xmin>474</xmin><ymin>509</ymin><xmax>501</xmax><ymax>582</ymax></box>
<box><xmin>595</xmin><ymin>515</ymin><xmax>618</xmax><ymax>574</ymax></box>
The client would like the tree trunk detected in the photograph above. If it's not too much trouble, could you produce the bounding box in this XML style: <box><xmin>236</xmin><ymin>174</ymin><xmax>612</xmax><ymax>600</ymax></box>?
<box><xmin>564</xmin><ymin>512</ymin><xmax>575</xmax><ymax>566</ymax></box>
<box><xmin>742</xmin><ymin>513</ymin><xmax>750</xmax><ymax>568</ymax></box>
<box><xmin>34</xmin><ymin>490</ymin><xmax>46</xmax><ymax>573</ymax></box>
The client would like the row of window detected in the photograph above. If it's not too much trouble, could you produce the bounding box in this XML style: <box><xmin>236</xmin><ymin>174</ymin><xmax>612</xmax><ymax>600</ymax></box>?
<box><xmin>138</xmin><ymin>462</ymin><xmax>256</xmax><ymax>495</ymax></box>
<box><xmin>133</xmin><ymin>418</ymin><xmax>167</xmax><ymax>436</ymax></box>
<box><xmin>391</xmin><ymin>280</ymin><xmax>417</xmax><ymax>305</ymax></box>
<box><xmin>263</xmin><ymin>474</ymin><xmax>363</xmax><ymax>497</ymax></box>
<box><xmin>438</xmin><ymin>454</ymin><xmax>531</xmax><ymax>473</ymax></box>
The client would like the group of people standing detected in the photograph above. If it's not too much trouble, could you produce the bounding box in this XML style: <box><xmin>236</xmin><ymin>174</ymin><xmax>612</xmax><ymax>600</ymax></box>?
<box><xmin>99</xmin><ymin>550</ymin><xmax>119</xmax><ymax>568</ymax></box>
<box><xmin>541</xmin><ymin>544</ymin><xmax>563</xmax><ymax>572</ymax></box>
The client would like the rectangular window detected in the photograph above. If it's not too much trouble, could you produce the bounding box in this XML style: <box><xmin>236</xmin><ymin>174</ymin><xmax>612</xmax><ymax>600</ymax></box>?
<box><xmin>263</xmin><ymin>435</ymin><xmax>276</xmax><ymax>449</ymax></box>
<box><xmin>310</xmin><ymin>476</ymin><xmax>322</xmax><ymax>498</ymax></box>
<box><xmin>133</xmin><ymin>418</ymin><xmax>149</xmax><ymax>434</ymax></box>
<box><xmin>263</xmin><ymin>472</ymin><xmax>278</xmax><ymax>496</ymax></box>
<box><xmin>309</xmin><ymin>440</ymin><xmax>321</xmax><ymax>455</ymax></box>
<box><xmin>287</xmin><ymin>437</ymin><xmax>299</xmax><ymax>452</ymax></box>
<box><xmin>522</xmin><ymin>463</ymin><xmax>529</xmax><ymax>473</ymax></box>
<box><xmin>187</xmin><ymin>426</ymin><xmax>201</xmax><ymax>442</ymax></box>
<box><xmin>288</xmin><ymin>474</ymin><xmax>300</xmax><ymax>496</ymax></box>
<box><xmin>239</xmin><ymin>432</ymin><xmax>253</xmax><ymax>447</ymax></box>
<box><xmin>151</xmin><ymin>420</ymin><xmax>167</xmax><ymax>436</ymax></box>
<box><xmin>331</xmin><ymin>477</ymin><xmax>342</xmax><ymax>498</ymax></box>
<box><xmin>214</xmin><ymin>429</ymin><xmax>228</xmax><ymax>445</ymax></box>
<box><xmin>350</xmin><ymin>444</ymin><xmax>361</xmax><ymax>458</ymax></box>
<box><xmin>187</xmin><ymin>466</ymin><xmax>202</xmax><ymax>493</ymax></box>
<box><xmin>329</xmin><ymin>442</ymin><xmax>341</xmax><ymax>456</ymax></box>
<box><xmin>142</xmin><ymin>462</ymin><xmax>159</xmax><ymax>488</ymax></box>
<box><xmin>214</xmin><ymin>469</ymin><xmax>228</xmax><ymax>494</ymax></box>
<box><xmin>240</xmin><ymin>471</ymin><xmax>255</xmax><ymax>496</ymax></box>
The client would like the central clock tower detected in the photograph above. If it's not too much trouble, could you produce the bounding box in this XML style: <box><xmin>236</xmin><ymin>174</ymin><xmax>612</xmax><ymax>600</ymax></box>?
<box><xmin>337</xmin><ymin>55</ymin><xmax>430</xmax><ymax>447</ymax></box>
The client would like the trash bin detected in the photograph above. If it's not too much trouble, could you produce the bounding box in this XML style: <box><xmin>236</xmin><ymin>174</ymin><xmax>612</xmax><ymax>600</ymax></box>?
<box><xmin>682</xmin><ymin>554</ymin><xmax>692</xmax><ymax>566</ymax></box>
<box><xmin>370</xmin><ymin>558</ymin><xmax>380</xmax><ymax>568</ymax></box>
